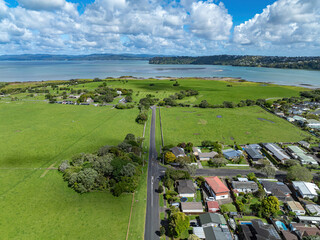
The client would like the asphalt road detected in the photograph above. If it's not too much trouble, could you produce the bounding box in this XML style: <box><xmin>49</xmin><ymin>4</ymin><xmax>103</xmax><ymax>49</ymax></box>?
<box><xmin>144</xmin><ymin>106</ymin><xmax>166</xmax><ymax>240</ymax></box>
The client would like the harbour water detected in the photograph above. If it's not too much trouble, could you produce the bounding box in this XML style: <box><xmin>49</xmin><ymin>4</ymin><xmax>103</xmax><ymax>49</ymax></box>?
<box><xmin>0</xmin><ymin>60</ymin><xmax>319</xmax><ymax>87</ymax></box>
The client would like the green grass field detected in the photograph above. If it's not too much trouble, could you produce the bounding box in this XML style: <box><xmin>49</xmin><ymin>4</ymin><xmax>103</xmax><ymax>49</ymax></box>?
<box><xmin>4</xmin><ymin>78</ymin><xmax>306</xmax><ymax>106</ymax></box>
<box><xmin>160</xmin><ymin>106</ymin><xmax>313</xmax><ymax>145</ymax></box>
<box><xmin>0</xmin><ymin>101</ymin><xmax>146</xmax><ymax>239</ymax></box>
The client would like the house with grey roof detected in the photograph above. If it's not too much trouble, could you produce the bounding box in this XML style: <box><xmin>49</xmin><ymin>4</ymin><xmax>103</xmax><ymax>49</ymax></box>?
<box><xmin>305</xmin><ymin>204</ymin><xmax>320</xmax><ymax>216</ymax></box>
<box><xmin>180</xmin><ymin>202</ymin><xmax>203</xmax><ymax>214</ymax></box>
<box><xmin>241</xmin><ymin>219</ymin><xmax>281</xmax><ymax>240</ymax></box>
<box><xmin>262</xmin><ymin>143</ymin><xmax>290</xmax><ymax>163</ymax></box>
<box><xmin>232</xmin><ymin>180</ymin><xmax>259</xmax><ymax>194</ymax></box>
<box><xmin>198</xmin><ymin>213</ymin><xmax>232</xmax><ymax>240</ymax></box>
<box><xmin>261</xmin><ymin>180</ymin><xmax>292</xmax><ymax>201</ymax></box>
<box><xmin>222</xmin><ymin>149</ymin><xmax>243</xmax><ymax>160</ymax></box>
<box><xmin>245</xmin><ymin>146</ymin><xmax>264</xmax><ymax>161</ymax></box>
<box><xmin>177</xmin><ymin>180</ymin><xmax>196</xmax><ymax>198</ymax></box>
<box><xmin>198</xmin><ymin>151</ymin><xmax>218</xmax><ymax>161</ymax></box>
<box><xmin>292</xmin><ymin>181</ymin><xmax>320</xmax><ymax>199</ymax></box>
<box><xmin>170</xmin><ymin>147</ymin><xmax>186</xmax><ymax>158</ymax></box>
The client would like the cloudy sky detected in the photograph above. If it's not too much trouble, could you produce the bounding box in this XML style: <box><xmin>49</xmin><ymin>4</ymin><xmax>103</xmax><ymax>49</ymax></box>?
<box><xmin>1</xmin><ymin>0</ymin><xmax>320</xmax><ymax>56</ymax></box>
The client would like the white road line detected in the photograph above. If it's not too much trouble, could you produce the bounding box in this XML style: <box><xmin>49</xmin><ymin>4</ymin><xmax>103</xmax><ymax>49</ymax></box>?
<box><xmin>151</xmin><ymin>176</ymin><xmax>154</xmax><ymax>207</ymax></box>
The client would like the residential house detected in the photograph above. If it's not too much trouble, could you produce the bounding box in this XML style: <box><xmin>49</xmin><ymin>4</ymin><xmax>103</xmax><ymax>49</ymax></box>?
<box><xmin>244</xmin><ymin>145</ymin><xmax>264</xmax><ymax>161</ymax></box>
<box><xmin>177</xmin><ymin>180</ymin><xmax>196</xmax><ymax>198</ymax></box>
<box><xmin>306</xmin><ymin>119</ymin><xmax>320</xmax><ymax>129</ymax></box>
<box><xmin>116</xmin><ymin>90</ymin><xmax>122</xmax><ymax>95</ymax></box>
<box><xmin>292</xmin><ymin>181</ymin><xmax>320</xmax><ymax>199</ymax></box>
<box><xmin>261</xmin><ymin>180</ymin><xmax>292</xmax><ymax>201</ymax></box>
<box><xmin>222</xmin><ymin>149</ymin><xmax>243</xmax><ymax>160</ymax></box>
<box><xmin>241</xmin><ymin>219</ymin><xmax>281</xmax><ymax>240</ymax></box>
<box><xmin>262</xmin><ymin>143</ymin><xmax>290</xmax><ymax>164</ymax></box>
<box><xmin>286</xmin><ymin>201</ymin><xmax>306</xmax><ymax>215</ymax></box>
<box><xmin>299</xmin><ymin>141</ymin><xmax>310</xmax><ymax>149</ymax></box>
<box><xmin>232</xmin><ymin>178</ymin><xmax>259</xmax><ymax>194</ymax></box>
<box><xmin>198</xmin><ymin>213</ymin><xmax>232</xmax><ymax>240</ymax></box>
<box><xmin>170</xmin><ymin>147</ymin><xmax>186</xmax><ymax>158</ymax></box>
<box><xmin>193</xmin><ymin>227</ymin><xmax>205</xmax><ymax>239</ymax></box>
<box><xmin>291</xmin><ymin>223</ymin><xmax>320</xmax><ymax>238</ymax></box>
<box><xmin>287</xmin><ymin>145</ymin><xmax>318</xmax><ymax>165</ymax></box>
<box><xmin>206</xmin><ymin>201</ymin><xmax>219</xmax><ymax>213</ymax></box>
<box><xmin>198</xmin><ymin>151</ymin><xmax>218</xmax><ymax>161</ymax></box>
<box><xmin>192</xmin><ymin>147</ymin><xmax>201</xmax><ymax>157</ymax></box>
<box><xmin>86</xmin><ymin>97</ymin><xmax>94</xmax><ymax>104</ymax></box>
<box><xmin>305</xmin><ymin>204</ymin><xmax>320</xmax><ymax>216</ymax></box>
<box><xmin>297</xmin><ymin>216</ymin><xmax>320</xmax><ymax>224</ymax></box>
<box><xmin>180</xmin><ymin>202</ymin><xmax>203</xmax><ymax>214</ymax></box>
<box><xmin>204</xmin><ymin>177</ymin><xmax>230</xmax><ymax>200</ymax></box>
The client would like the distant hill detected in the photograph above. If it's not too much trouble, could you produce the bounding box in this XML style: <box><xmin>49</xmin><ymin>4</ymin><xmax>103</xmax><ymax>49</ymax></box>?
<box><xmin>149</xmin><ymin>55</ymin><xmax>320</xmax><ymax>70</ymax></box>
<box><xmin>0</xmin><ymin>54</ymin><xmax>158</xmax><ymax>61</ymax></box>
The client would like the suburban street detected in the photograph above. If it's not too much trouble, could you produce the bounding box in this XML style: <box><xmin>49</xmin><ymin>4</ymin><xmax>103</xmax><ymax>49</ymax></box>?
<box><xmin>144</xmin><ymin>106</ymin><xmax>166</xmax><ymax>240</ymax></box>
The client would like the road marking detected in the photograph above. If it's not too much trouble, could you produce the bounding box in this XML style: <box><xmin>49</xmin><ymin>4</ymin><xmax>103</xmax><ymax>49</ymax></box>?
<box><xmin>151</xmin><ymin>176</ymin><xmax>154</xmax><ymax>207</ymax></box>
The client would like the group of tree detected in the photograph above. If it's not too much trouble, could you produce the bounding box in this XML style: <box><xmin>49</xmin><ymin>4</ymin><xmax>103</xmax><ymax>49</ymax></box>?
<box><xmin>149</xmin><ymin>55</ymin><xmax>320</xmax><ymax>71</ymax></box>
<box><xmin>196</xmin><ymin>98</ymin><xmax>267</xmax><ymax>109</ymax></box>
<box><xmin>59</xmin><ymin>134</ymin><xmax>144</xmax><ymax>196</ymax></box>
<box><xmin>158</xmin><ymin>89</ymin><xmax>199</xmax><ymax>107</ymax></box>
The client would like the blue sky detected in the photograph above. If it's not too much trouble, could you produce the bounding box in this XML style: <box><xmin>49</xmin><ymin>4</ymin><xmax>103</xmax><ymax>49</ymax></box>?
<box><xmin>0</xmin><ymin>0</ymin><xmax>319</xmax><ymax>56</ymax></box>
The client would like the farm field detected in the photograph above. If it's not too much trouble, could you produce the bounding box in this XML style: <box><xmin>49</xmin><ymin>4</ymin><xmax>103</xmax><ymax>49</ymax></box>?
<box><xmin>0</xmin><ymin>101</ymin><xmax>145</xmax><ymax>239</ymax></box>
<box><xmin>160</xmin><ymin>106</ymin><xmax>313</xmax><ymax>146</ymax></box>
<box><xmin>3</xmin><ymin>78</ymin><xmax>306</xmax><ymax>105</ymax></box>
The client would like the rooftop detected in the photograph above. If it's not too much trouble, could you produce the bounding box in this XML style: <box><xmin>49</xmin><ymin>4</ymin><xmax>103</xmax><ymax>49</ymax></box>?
<box><xmin>293</xmin><ymin>181</ymin><xmax>320</xmax><ymax>196</ymax></box>
<box><xmin>205</xmin><ymin>176</ymin><xmax>229</xmax><ymax>194</ymax></box>
<box><xmin>180</xmin><ymin>202</ymin><xmax>203</xmax><ymax>211</ymax></box>
<box><xmin>263</xmin><ymin>143</ymin><xmax>290</xmax><ymax>161</ymax></box>
<box><xmin>177</xmin><ymin>180</ymin><xmax>196</xmax><ymax>194</ymax></box>
<box><xmin>261</xmin><ymin>180</ymin><xmax>292</xmax><ymax>195</ymax></box>
<box><xmin>287</xmin><ymin>201</ymin><xmax>305</xmax><ymax>212</ymax></box>
<box><xmin>199</xmin><ymin>213</ymin><xmax>227</xmax><ymax>225</ymax></box>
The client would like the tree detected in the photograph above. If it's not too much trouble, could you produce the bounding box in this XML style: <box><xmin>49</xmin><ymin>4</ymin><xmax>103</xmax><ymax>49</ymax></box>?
<box><xmin>285</xmin><ymin>159</ymin><xmax>299</xmax><ymax>168</ymax></box>
<box><xmin>208</xmin><ymin>158</ymin><xmax>227</xmax><ymax>167</ymax></box>
<box><xmin>254</xmin><ymin>188</ymin><xmax>266</xmax><ymax>200</ymax></box>
<box><xmin>158</xmin><ymin>185</ymin><xmax>164</xmax><ymax>193</ymax></box>
<box><xmin>247</xmin><ymin>172</ymin><xmax>257</xmax><ymax>182</ymax></box>
<box><xmin>303</xmin><ymin>236</ymin><xmax>320</xmax><ymax>240</ymax></box>
<box><xmin>261</xmin><ymin>196</ymin><xmax>280</xmax><ymax>217</ymax></box>
<box><xmin>287</xmin><ymin>165</ymin><xmax>313</xmax><ymax>182</ymax></box>
<box><xmin>220</xmin><ymin>205</ymin><xmax>229</xmax><ymax>214</ymax></box>
<box><xmin>91</xmin><ymin>154</ymin><xmax>113</xmax><ymax>175</ymax></box>
<box><xmin>120</xmin><ymin>163</ymin><xmax>137</xmax><ymax>177</ymax></box>
<box><xmin>59</xmin><ymin>160</ymin><xmax>70</xmax><ymax>172</ymax></box>
<box><xmin>199</xmin><ymin>100</ymin><xmax>210</xmax><ymax>108</ymax></box>
<box><xmin>261</xmin><ymin>166</ymin><xmax>276</xmax><ymax>178</ymax></box>
<box><xmin>160</xmin><ymin>226</ymin><xmax>166</xmax><ymax>236</ymax></box>
<box><xmin>168</xmin><ymin>211</ymin><xmax>190</xmax><ymax>238</ymax></box>
<box><xmin>186</xmin><ymin>165</ymin><xmax>197</xmax><ymax>176</ymax></box>
<box><xmin>73</xmin><ymin>168</ymin><xmax>99</xmax><ymax>193</ymax></box>
<box><xmin>176</xmin><ymin>156</ymin><xmax>191</xmax><ymax>167</ymax></box>
<box><xmin>188</xmin><ymin>234</ymin><xmax>200</xmax><ymax>240</ymax></box>
<box><xmin>165</xmin><ymin>152</ymin><xmax>176</xmax><ymax>164</ymax></box>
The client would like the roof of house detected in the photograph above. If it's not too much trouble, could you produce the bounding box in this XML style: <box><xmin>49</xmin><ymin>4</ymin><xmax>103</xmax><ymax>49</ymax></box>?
<box><xmin>263</xmin><ymin>143</ymin><xmax>290</xmax><ymax>161</ymax></box>
<box><xmin>193</xmin><ymin>227</ymin><xmax>205</xmax><ymax>239</ymax></box>
<box><xmin>232</xmin><ymin>181</ymin><xmax>259</xmax><ymax>190</ymax></box>
<box><xmin>288</xmin><ymin>145</ymin><xmax>305</xmax><ymax>154</ymax></box>
<box><xmin>241</xmin><ymin>219</ymin><xmax>281</xmax><ymax>240</ymax></box>
<box><xmin>292</xmin><ymin>223</ymin><xmax>320</xmax><ymax>237</ymax></box>
<box><xmin>222</xmin><ymin>149</ymin><xmax>242</xmax><ymax>159</ymax></box>
<box><xmin>198</xmin><ymin>151</ymin><xmax>218</xmax><ymax>158</ymax></box>
<box><xmin>245</xmin><ymin>147</ymin><xmax>264</xmax><ymax>160</ymax></box>
<box><xmin>287</xmin><ymin>201</ymin><xmax>305</xmax><ymax>212</ymax></box>
<box><xmin>293</xmin><ymin>181</ymin><xmax>320</xmax><ymax>196</ymax></box>
<box><xmin>281</xmin><ymin>230</ymin><xmax>298</xmax><ymax>240</ymax></box>
<box><xmin>261</xmin><ymin>181</ymin><xmax>292</xmax><ymax>195</ymax></box>
<box><xmin>296</xmin><ymin>152</ymin><xmax>318</xmax><ymax>165</ymax></box>
<box><xmin>192</xmin><ymin>147</ymin><xmax>201</xmax><ymax>154</ymax></box>
<box><xmin>297</xmin><ymin>216</ymin><xmax>320</xmax><ymax>222</ymax></box>
<box><xmin>203</xmin><ymin>226</ymin><xmax>232</xmax><ymax>240</ymax></box>
<box><xmin>299</xmin><ymin>141</ymin><xmax>310</xmax><ymax>147</ymax></box>
<box><xmin>180</xmin><ymin>202</ymin><xmax>203</xmax><ymax>211</ymax></box>
<box><xmin>170</xmin><ymin>147</ymin><xmax>185</xmax><ymax>157</ymax></box>
<box><xmin>305</xmin><ymin>204</ymin><xmax>320</xmax><ymax>214</ymax></box>
<box><xmin>248</xmin><ymin>144</ymin><xmax>261</xmax><ymax>149</ymax></box>
<box><xmin>205</xmin><ymin>176</ymin><xmax>229</xmax><ymax>194</ymax></box>
<box><xmin>199</xmin><ymin>213</ymin><xmax>227</xmax><ymax>225</ymax></box>
<box><xmin>177</xmin><ymin>180</ymin><xmax>196</xmax><ymax>194</ymax></box>
<box><xmin>207</xmin><ymin>201</ymin><xmax>219</xmax><ymax>209</ymax></box>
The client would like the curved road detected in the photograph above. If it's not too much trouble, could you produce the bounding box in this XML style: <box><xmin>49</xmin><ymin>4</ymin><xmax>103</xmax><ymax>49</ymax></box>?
<box><xmin>144</xmin><ymin>106</ymin><xmax>166</xmax><ymax>240</ymax></box>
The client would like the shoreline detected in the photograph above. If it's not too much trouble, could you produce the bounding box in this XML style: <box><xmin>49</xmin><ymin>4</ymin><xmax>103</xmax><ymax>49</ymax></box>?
<box><xmin>2</xmin><ymin>76</ymin><xmax>316</xmax><ymax>89</ymax></box>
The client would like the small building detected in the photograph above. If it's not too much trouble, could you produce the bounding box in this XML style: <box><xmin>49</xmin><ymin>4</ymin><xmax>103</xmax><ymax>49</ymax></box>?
<box><xmin>241</xmin><ymin>219</ymin><xmax>281</xmax><ymax>240</ymax></box>
<box><xmin>292</xmin><ymin>181</ymin><xmax>320</xmax><ymax>199</ymax></box>
<box><xmin>232</xmin><ymin>180</ymin><xmax>259</xmax><ymax>194</ymax></box>
<box><xmin>291</xmin><ymin>223</ymin><xmax>320</xmax><ymax>238</ymax></box>
<box><xmin>206</xmin><ymin>201</ymin><xmax>219</xmax><ymax>213</ymax></box>
<box><xmin>244</xmin><ymin>146</ymin><xmax>264</xmax><ymax>161</ymax></box>
<box><xmin>204</xmin><ymin>177</ymin><xmax>230</xmax><ymax>200</ymax></box>
<box><xmin>116</xmin><ymin>90</ymin><xmax>122</xmax><ymax>95</ymax></box>
<box><xmin>222</xmin><ymin>149</ymin><xmax>243</xmax><ymax>160</ymax></box>
<box><xmin>192</xmin><ymin>147</ymin><xmax>201</xmax><ymax>157</ymax></box>
<box><xmin>293</xmin><ymin>115</ymin><xmax>307</xmax><ymax>123</ymax></box>
<box><xmin>262</xmin><ymin>143</ymin><xmax>290</xmax><ymax>163</ymax></box>
<box><xmin>170</xmin><ymin>147</ymin><xmax>186</xmax><ymax>158</ymax></box>
<box><xmin>306</xmin><ymin>119</ymin><xmax>320</xmax><ymax>129</ymax></box>
<box><xmin>261</xmin><ymin>181</ymin><xmax>292</xmax><ymax>201</ymax></box>
<box><xmin>299</xmin><ymin>141</ymin><xmax>310</xmax><ymax>149</ymax></box>
<box><xmin>297</xmin><ymin>216</ymin><xmax>320</xmax><ymax>224</ymax></box>
<box><xmin>286</xmin><ymin>201</ymin><xmax>306</xmax><ymax>215</ymax></box>
<box><xmin>177</xmin><ymin>180</ymin><xmax>196</xmax><ymax>198</ymax></box>
<box><xmin>180</xmin><ymin>202</ymin><xmax>203</xmax><ymax>214</ymax></box>
<box><xmin>305</xmin><ymin>204</ymin><xmax>320</xmax><ymax>216</ymax></box>
<box><xmin>198</xmin><ymin>151</ymin><xmax>218</xmax><ymax>161</ymax></box>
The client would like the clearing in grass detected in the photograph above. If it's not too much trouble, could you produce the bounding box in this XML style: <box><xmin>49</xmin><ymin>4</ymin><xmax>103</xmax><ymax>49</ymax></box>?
<box><xmin>160</xmin><ymin>106</ymin><xmax>313</xmax><ymax>146</ymax></box>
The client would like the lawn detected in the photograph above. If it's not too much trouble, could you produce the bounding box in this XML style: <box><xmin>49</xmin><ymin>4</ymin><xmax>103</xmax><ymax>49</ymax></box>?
<box><xmin>0</xmin><ymin>101</ymin><xmax>146</xmax><ymax>239</ymax></box>
<box><xmin>235</xmin><ymin>216</ymin><xmax>268</xmax><ymax>224</ymax></box>
<box><xmin>221</xmin><ymin>203</ymin><xmax>237</xmax><ymax>212</ymax></box>
<box><xmin>3</xmin><ymin>77</ymin><xmax>306</xmax><ymax>106</ymax></box>
<box><xmin>161</xmin><ymin>106</ymin><xmax>313</xmax><ymax>145</ymax></box>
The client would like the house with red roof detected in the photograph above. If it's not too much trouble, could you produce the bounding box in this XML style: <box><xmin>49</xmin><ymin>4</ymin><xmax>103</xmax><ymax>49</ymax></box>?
<box><xmin>204</xmin><ymin>176</ymin><xmax>230</xmax><ymax>200</ymax></box>
<box><xmin>207</xmin><ymin>201</ymin><xmax>220</xmax><ymax>213</ymax></box>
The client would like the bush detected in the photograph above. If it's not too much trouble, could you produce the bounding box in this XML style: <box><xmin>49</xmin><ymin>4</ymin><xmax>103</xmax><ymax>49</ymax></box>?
<box><xmin>136</xmin><ymin>112</ymin><xmax>148</xmax><ymax>124</ymax></box>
